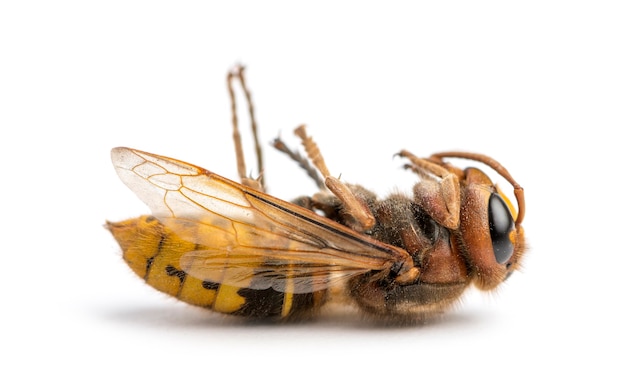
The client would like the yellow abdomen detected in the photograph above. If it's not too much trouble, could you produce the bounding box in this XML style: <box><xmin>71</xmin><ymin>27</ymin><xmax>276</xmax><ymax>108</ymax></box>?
<box><xmin>106</xmin><ymin>216</ymin><xmax>325</xmax><ymax>318</ymax></box>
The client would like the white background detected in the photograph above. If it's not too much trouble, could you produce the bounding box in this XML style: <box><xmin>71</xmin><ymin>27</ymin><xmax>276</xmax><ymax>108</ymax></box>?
<box><xmin>2</xmin><ymin>1</ymin><xmax>625</xmax><ymax>383</ymax></box>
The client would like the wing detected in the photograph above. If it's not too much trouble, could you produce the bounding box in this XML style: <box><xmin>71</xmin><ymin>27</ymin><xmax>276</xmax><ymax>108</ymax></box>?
<box><xmin>111</xmin><ymin>147</ymin><xmax>412</xmax><ymax>293</ymax></box>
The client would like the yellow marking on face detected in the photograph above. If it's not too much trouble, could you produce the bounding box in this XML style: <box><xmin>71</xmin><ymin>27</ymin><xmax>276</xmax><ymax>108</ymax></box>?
<box><xmin>495</xmin><ymin>184</ymin><xmax>517</xmax><ymax>221</ymax></box>
<box><xmin>508</xmin><ymin>229</ymin><xmax>517</xmax><ymax>245</ymax></box>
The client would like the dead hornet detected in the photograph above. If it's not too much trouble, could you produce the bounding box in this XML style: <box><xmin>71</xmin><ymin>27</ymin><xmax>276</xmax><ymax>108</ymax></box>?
<box><xmin>107</xmin><ymin>66</ymin><xmax>526</xmax><ymax>321</ymax></box>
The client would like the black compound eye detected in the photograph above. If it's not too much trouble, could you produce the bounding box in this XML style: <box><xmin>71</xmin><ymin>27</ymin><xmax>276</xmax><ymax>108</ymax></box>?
<box><xmin>488</xmin><ymin>193</ymin><xmax>515</xmax><ymax>265</ymax></box>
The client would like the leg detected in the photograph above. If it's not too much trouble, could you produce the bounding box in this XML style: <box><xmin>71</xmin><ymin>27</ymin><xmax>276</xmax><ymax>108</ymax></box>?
<box><xmin>272</xmin><ymin>132</ymin><xmax>325</xmax><ymax>190</ymax></box>
<box><xmin>227</xmin><ymin>65</ymin><xmax>264</xmax><ymax>191</ymax></box>
<box><xmin>430</xmin><ymin>151</ymin><xmax>525</xmax><ymax>227</ymax></box>
<box><xmin>293</xmin><ymin>125</ymin><xmax>375</xmax><ymax>232</ymax></box>
<box><xmin>397</xmin><ymin>150</ymin><xmax>460</xmax><ymax>229</ymax></box>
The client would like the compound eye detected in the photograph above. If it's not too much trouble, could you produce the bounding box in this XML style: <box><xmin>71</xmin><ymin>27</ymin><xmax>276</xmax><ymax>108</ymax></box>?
<box><xmin>488</xmin><ymin>193</ymin><xmax>515</xmax><ymax>265</ymax></box>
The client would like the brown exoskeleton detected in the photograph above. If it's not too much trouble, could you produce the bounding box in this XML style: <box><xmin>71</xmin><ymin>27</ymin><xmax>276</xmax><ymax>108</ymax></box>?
<box><xmin>107</xmin><ymin>66</ymin><xmax>525</xmax><ymax>320</ymax></box>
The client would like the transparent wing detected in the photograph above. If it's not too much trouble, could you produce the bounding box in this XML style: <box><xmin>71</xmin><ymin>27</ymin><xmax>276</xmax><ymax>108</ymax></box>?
<box><xmin>111</xmin><ymin>147</ymin><xmax>411</xmax><ymax>293</ymax></box>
